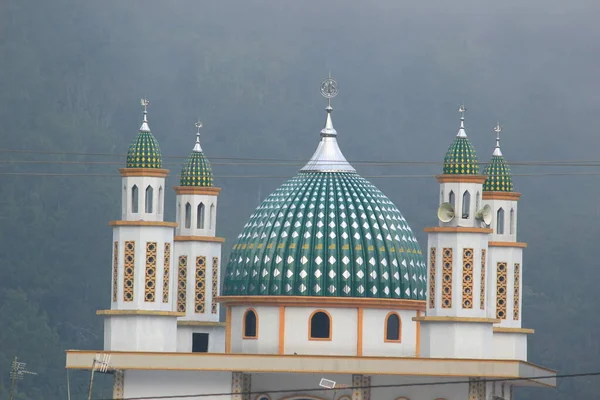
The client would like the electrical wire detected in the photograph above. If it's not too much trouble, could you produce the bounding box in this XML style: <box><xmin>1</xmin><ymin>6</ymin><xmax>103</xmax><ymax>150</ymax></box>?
<box><xmin>92</xmin><ymin>370</ymin><xmax>599</xmax><ymax>400</ymax></box>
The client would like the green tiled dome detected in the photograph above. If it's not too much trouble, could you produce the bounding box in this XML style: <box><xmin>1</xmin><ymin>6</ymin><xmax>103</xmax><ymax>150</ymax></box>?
<box><xmin>483</xmin><ymin>151</ymin><xmax>514</xmax><ymax>192</ymax></box>
<box><xmin>126</xmin><ymin>128</ymin><xmax>163</xmax><ymax>169</ymax></box>
<box><xmin>180</xmin><ymin>151</ymin><xmax>214</xmax><ymax>187</ymax></box>
<box><xmin>443</xmin><ymin>137</ymin><xmax>479</xmax><ymax>175</ymax></box>
<box><xmin>223</xmin><ymin>171</ymin><xmax>426</xmax><ymax>299</ymax></box>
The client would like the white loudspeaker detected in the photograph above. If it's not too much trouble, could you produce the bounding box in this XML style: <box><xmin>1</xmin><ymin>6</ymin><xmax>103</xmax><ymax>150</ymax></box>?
<box><xmin>475</xmin><ymin>204</ymin><xmax>492</xmax><ymax>226</ymax></box>
<box><xmin>437</xmin><ymin>202</ymin><xmax>455</xmax><ymax>223</ymax></box>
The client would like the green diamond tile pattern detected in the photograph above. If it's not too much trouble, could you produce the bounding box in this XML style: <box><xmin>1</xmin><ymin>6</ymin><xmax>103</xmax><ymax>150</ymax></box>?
<box><xmin>223</xmin><ymin>171</ymin><xmax>426</xmax><ymax>300</ymax></box>
<box><xmin>180</xmin><ymin>151</ymin><xmax>214</xmax><ymax>187</ymax></box>
<box><xmin>443</xmin><ymin>137</ymin><xmax>480</xmax><ymax>175</ymax></box>
<box><xmin>126</xmin><ymin>130</ymin><xmax>163</xmax><ymax>169</ymax></box>
<box><xmin>483</xmin><ymin>155</ymin><xmax>514</xmax><ymax>192</ymax></box>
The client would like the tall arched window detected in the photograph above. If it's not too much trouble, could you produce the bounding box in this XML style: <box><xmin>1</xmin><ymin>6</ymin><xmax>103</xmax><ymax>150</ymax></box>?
<box><xmin>449</xmin><ymin>191</ymin><xmax>455</xmax><ymax>208</ymax></box>
<box><xmin>209</xmin><ymin>204</ymin><xmax>215</xmax><ymax>229</ymax></box>
<box><xmin>197</xmin><ymin>203</ymin><xmax>205</xmax><ymax>229</ymax></box>
<box><xmin>384</xmin><ymin>312</ymin><xmax>402</xmax><ymax>342</ymax></box>
<box><xmin>158</xmin><ymin>187</ymin><xmax>163</xmax><ymax>214</ymax></box>
<box><xmin>462</xmin><ymin>191</ymin><xmax>471</xmax><ymax>218</ymax></box>
<box><xmin>243</xmin><ymin>309</ymin><xmax>258</xmax><ymax>339</ymax></box>
<box><xmin>510</xmin><ymin>208</ymin><xmax>515</xmax><ymax>235</ymax></box>
<box><xmin>497</xmin><ymin>208</ymin><xmax>505</xmax><ymax>234</ymax></box>
<box><xmin>309</xmin><ymin>310</ymin><xmax>332</xmax><ymax>340</ymax></box>
<box><xmin>131</xmin><ymin>185</ymin><xmax>139</xmax><ymax>213</ymax></box>
<box><xmin>185</xmin><ymin>203</ymin><xmax>192</xmax><ymax>229</ymax></box>
<box><xmin>145</xmin><ymin>186</ymin><xmax>153</xmax><ymax>213</ymax></box>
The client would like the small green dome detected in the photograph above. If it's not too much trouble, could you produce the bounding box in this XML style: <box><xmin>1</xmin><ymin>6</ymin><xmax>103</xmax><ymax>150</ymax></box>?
<box><xmin>180</xmin><ymin>151</ymin><xmax>214</xmax><ymax>187</ymax></box>
<box><xmin>442</xmin><ymin>117</ymin><xmax>480</xmax><ymax>175</ymax></box>
<box><xmin>483</xmin><ymin>135</ymin><xmax>514</xmax><ymax>192</ymax></box>
<box><xmin>126</xmin><ymin>117</ymin><xmax>163</xmax><ymax>169</ymax></box>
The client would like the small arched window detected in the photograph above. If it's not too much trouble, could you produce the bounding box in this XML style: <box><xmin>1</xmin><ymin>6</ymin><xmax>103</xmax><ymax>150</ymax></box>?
<box><xmin>145</xmin><ymin>186</ymin><xmax>153</xmax><ymax>213</ymax></box>
<box><xmin>197</xmin><ymin>203</ymin><xmax>205</xmax><ymax>229</ymax></box>
<box><xmin>449</xmin><ymin>191</ymin><xmax>455</xmax><ymax>208</ymax></box>
<box><xmin>185</xmin><ymin>203</ymin><xmax>192</xmax><ymax>229</ymax></box>
<box><xmin>309</xmin><ymin>310</ymin><xmax>332</xmax><ymax>340</ymax></box>
<box><xmin>131</xmin><ymin>185</ymin><xmax>139</xmax><ymax>213</ymax></box>
<box><xmin>243</xmin><ymin>309</ymin><xmax>258</xmax><ymax>339</ymax></box>
<box><xmin>497</xmin><ymin>208</ymin><xmax>505</xmax><ymax>234</ymax></box>
<box><xmin>462</xmin><ymin>191</ymin><xmax>470</xmax><ymax>219</ymax></box>
<box><xmin>385</xmin><ymin>312</ymin><xmax>402</xmax><ymax>342</ymax></box>
<box><xmin>510</xmin><ymin>208</ymin><xmax>515</xmax><ymax>235</ymax></box>
<box><xmin>209</xmin><ymin>204</ymin><xmax>215</xmax><ymax>229</ymax></box>
<box><xmin>158</xmin><ymin>187</ymin><xmax>163</xmax><ymax>214</ymax></box>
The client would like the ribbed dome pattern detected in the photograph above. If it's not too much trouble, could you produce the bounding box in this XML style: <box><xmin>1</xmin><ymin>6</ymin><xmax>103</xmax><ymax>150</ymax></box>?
<box><xmin>483</xmin><ymin>155</ymin><xmax>514</xmax><ymax>192</ymax></box>
<box><xmin>223</xmin><ymin>171</ymin><xmax>426</xmax><ymax>299</ymax></box>
<box><xmin>180</xmin><ymin>151</ymin><xmax>214</xmax><ymax>187</ymax></box>
<box><xmin>443</xmin><ymin>137</ymin><xmax>480</xmax><ymax>175</ymax></box>
<box><xmin>126</xmin><ymin>130</ymin><xmax>163</xmax><ymax>169</ymax></box>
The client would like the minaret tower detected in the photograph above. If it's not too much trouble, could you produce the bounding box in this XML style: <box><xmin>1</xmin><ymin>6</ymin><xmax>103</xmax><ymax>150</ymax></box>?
<box><xmin>101</xmin><ymin>99</ymin><xmax>179</xmax><ymax>352</ymax></box>
<box><xmin>482</xmin><ymin>123</ymin><xmax>532</xmax><ymax>360</ymax></box>
<box><xmin>173</xmin><ymin>122</ymin><xmax>224</xmax><ymax>353</ymax></box>
<box><xmin>419</xmin><ymin>106</ymin><xmax>495</xmax><ymax>359</ymax></box>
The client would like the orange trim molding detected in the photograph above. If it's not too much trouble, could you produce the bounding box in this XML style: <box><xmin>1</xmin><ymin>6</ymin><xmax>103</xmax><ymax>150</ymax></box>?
<box><xmin>436</xmin><ymin>174</ymin><xmax>487</xmax><ymax>184</ymax></box>
<box><xmin>242</xmin><ymin>308</ymin><xmax>258</xmax><ymax>339</ymax></box>
<box><xmin>482</xmin><ymin>191</ymin><xmax>522</xmax><ymax>201</ymax></box>
<box><xmin>308</xmin><ymin>309</ymin><xmax>332</xmax><ymax>341</ymax></box>
<box><xmin>357</xmin><ymin>307</ymin><xmax>363</xmax><ymax>356</ymax></box>
<box><xmin>96</xmin><ymin>310</ymin><xmax>184</xmax><ymax>317</ymax></box>
<box><xmin>216</xmin><ymin>296</ymin><xmax>426</xmax><ymax>311</ymax></box>
<box><xmin>493</xmin><ymin>327</ymin><xmax>535</xmax><ymax>334</ymax></box>
<box><xmin>384</xmin><ymin>312</ymin><xmax>402</xmax><ymax>343</ymax></box>
<box><xmin>173</xmin><ymin>186</ymin><xmax>222</xmax><ymax>196</ymax></box>
<box><xmin>225</xmin><ymin>306</ymin><xmax>232</xmax><ymax>353</ymax></box>
<box><xmin>415</xmin><ymin>310</ymin><xmax>421</xmax><ymax>357</ymax></box>
<box><xmin>174</xmin><ymin>236</ymin><xmax>225</xmax><ymax>243</ymax></box>
<box><xmin>488</xmin><ymin>241</ymin><xmax>527</xmax><ymax>248</ymax></box>
<box><xmin>413</xmin><ymin>316</ymin><xmax>500</xmax><ymax>323</ymax></box>
<box><xmin>177</xmin><ymin>321</ymin><xmax>225</xmax><ymax>327</ymax></box>
<box><xmin>424</xmin><ymin>227</ymin><xmax>493</xmax><ymax>234</ymax></box>
<box><xmin>119</xmin><ymin>168</ymin><xmax>169</xmax><ymax>178</ymax></box>
<box><xmin>278</xmin><ymin>306</ymin><xmax>285</xmax><ymax>355</ymax></box>
<box><xmin>109</xmin><ymin>220</ymin><xmax>178</xmax><ymax>228</ymax></box>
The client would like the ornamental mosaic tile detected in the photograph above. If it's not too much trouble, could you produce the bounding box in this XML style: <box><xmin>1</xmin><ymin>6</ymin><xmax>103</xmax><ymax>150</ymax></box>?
<box><xmin>180</xmin><ymin>151</ymin><xmax>214</xmax><ymax>187</ymax></box>
<box><xmin>443</xmin><ymin>137</ymin><xmax>479</xmax><ymax>175</ymax></box>
<box><xmin>126</xmin><ymin>130</ymin><xmax>163</xmax><ymax>169</ymax></box>
<box><xmin>483</xmin><ymin>155</ymin><xmax>514</xmax><ymax>192</ymax></box>
<box><xmin>223</xmin><ymin>171</ymin><xmax>426</xmax><ymax>300</ymax></box>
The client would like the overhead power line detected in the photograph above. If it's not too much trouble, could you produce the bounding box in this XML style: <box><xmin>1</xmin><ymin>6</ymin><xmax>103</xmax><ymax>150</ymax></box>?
<box><xmin>92</xmin><ymin>370</ymin><xmax>599</xmax><ymax>400</ymax></box>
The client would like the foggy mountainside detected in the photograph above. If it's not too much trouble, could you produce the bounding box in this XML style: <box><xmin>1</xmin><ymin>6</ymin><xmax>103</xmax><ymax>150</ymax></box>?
<box><xmin>1</xmin><ymin>0</ymin><xmax>599</xmax><ymax>398</ymax></box>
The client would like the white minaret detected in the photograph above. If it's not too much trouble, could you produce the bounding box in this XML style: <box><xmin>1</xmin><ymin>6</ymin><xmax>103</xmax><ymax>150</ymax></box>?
<box><xmin>101</xmin><ymin>99</ymin><xmax>178</xmax><ymax>352</ymax></box>
<box><xmin>419</xmin><ymin>106</ymin><xmax>494</xmax><ymax>359</ymax></box>
<box><xmin>173</xmin><ymin>122</ymin><xmax>225</xmax><ymax>353</ymax></box>
<box><xmin>482</xmin><ymin>123</ymin><xmax>531</xmax><ymax>361</ymax></box>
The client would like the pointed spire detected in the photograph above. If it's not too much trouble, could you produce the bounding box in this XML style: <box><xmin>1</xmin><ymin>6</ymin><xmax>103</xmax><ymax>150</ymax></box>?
<box><xmin>320</xmin><ymin>105</ymin><xmax>337</xmax><ymax>137</ymax></box>
<box><xmin>140</xmin><ymin>98</ymin><xmax>150</xmax><ymax>132</ymax></box>
<box><xmin>457</xmin><ymin>104</ymin><xmax>467</xmax><ymax>138</ymax></box>
<box><xmin>193</xmin><ymin>120</ymin><xmax>203</xmax><ymax>153</ymax></box>
<box><xmin>493</xmin><ymin>121</ymin><xmax>503</xmax><ymax>156</ymax></box>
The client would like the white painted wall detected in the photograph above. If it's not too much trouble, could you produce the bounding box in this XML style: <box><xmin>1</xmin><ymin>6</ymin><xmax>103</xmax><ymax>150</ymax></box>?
<box><xmin>419</xmin><ymin>321</ymin><xmax>493</xmax><ymax>359</ymax></box>
<box><xmin>230</xmin><ymin>305</ymin><xmax>280</xmax><ymax>354</ymax></box>
<box><xmin>104</xmin><ymin>315</ymin><xmax>177</xmax><ymax>352</ymax></box>
<box><xmin>492</xmin><ymin>332</ymin><xmax>528</xmax><ymax>361</ymax></box>
<box><xmin>176</xmin><ymin>325</ymin><xmax>226</xmax><ymax>353</ymax></box>
<box><xmin>123</xmin><ymin>370</ymin><xmax>232</xmax><ymax>400</ymax></box>
<box><xmin>361</xmin><ymin>309</ymin><xmax>418</xmax><ymax>357</ymax></box>
<box><xmin>122</xmin><ymin>176</ymin><xmax>166</xmax><ymax>222</ymax></box>
<box><xmin>439</xmin><ymin>181</ymin><xmax>484</xmax><ymax>228</ymax></box>
<box><xmin>175</xmin><ymin>193</ymin><xmax>218</xmax><ymax>237</ymax></box>
<box><xmin>483</xmin><ymin>198</ymin><xmax>518</xmax><ymax>242</ymax></box>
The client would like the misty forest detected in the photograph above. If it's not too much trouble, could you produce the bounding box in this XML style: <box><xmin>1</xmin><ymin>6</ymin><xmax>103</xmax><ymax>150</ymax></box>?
<box><xmin>1</xmin><ymin>0</ymin><xmax>599</xmax><ymax>399</ymax></box>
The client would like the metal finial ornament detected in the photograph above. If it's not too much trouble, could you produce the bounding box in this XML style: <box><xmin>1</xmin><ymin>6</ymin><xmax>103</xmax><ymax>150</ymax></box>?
<box><xmin>193</xmin><ymin>120</ymin><xmax>203</xmax><ymax>153</ymax></box>
<box><xmin>493</xmin><ymin>121</ymin><xmax>503</xmax><ymax>156</ymax></box>
<box><xmin>456</xmin><ymin>104</ymin><xmax>468</xmax><ymax>138</ymax></box>
<box><xmin>139</xmin><ymin>98</ymin><xmax>150</xmax><ymax>130</ymax></box>
<box><xmin>458</xmin><ymin>104</ymin><xmax>466</xmax><ymax>119</ymax></box>
<box><xmin>320</xmin><ymin>76</ymin><xmax>339</xmax><ymax>105</ymax></box>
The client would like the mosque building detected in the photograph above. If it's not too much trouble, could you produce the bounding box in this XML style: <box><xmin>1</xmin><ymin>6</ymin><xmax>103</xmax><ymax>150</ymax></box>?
<box><xmin>65</xmin><ymin>78</ymin><xmax>556</xmax><ymax>400</ymax></box>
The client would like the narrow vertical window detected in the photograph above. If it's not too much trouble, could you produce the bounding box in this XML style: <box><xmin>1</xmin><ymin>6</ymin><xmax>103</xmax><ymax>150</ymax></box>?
<box><xmin>145</xmin><ymin>186</ymin><xmax>153</xmax><ymax>213</ymax></box>
<box><xmin>449</xmin><ymin>191</ymin><xmax>455</xmax><ymax>208</ymax></box>
<box><xmin>209</xmin><ymin>204</ymin><xmax>215</xmax><ymax>229</ymax></box>
<box><xmin>158</xmin><ymin>187</ymin><xmax>163</xmax><ymax>214</ymax></box>
<box><xmin>510</xmin><ymin>208</ymin><xmax>515</xmax><ymax>235</ymax></box>
<box><xmin>497</xmin><ymin>208</ymin><xmax>505</xmax><ymax>234</ymax></box>
<box><xmin>243</xmin><ymin>309</ymin><xmax>258</xmax><ymax>338</ymax></box>
<box><xmin>131</xmin><ymin>185</ymin><xmax>139</xmax><ymax>213</ymax></box>
<box><xmin>475</xmin><ymin>191</ymin><xmax>480</xmax><ymax>211</ymax></box>
<box><xmin>185</xmin><ymin>203</ymin><xmax>191</xmax><ymax>229</ymax></box>
<box><xmin>384</xmin><ymin>312</ymin><xmax>401</xmax><ymax>342</ymax></box>
<box><xmin>462</xmin><ymin>191</ymin><xmax>470</xmax><ymax>218</ymax></box>
<box><xmin>440</xmin><ymin>189</ymin><xmax>444</xmax><ymax>204</ymax></box>
<box><xmin>197</xmin><ymin>203</ymin><xmax>205</xmax><ymax>229</ymax></box>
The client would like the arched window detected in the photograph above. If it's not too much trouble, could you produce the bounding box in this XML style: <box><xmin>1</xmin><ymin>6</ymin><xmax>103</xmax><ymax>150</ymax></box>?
<box><xmin>131</xmin><ymin>185</ymin><xmax>139</xmax><ymax>213</ymax></box>
<box><xmin>449</xmin><ymin>190</ymin><xmax>455</xmax><ymax>208</ymax></box>
<box><xmin>158</xmin><ymin>187</ymin><xmax>163</xmax><ymax>214</ymax></box>
<box><xmin>510</xmin><ymin>208</ymin><xmax>515</xmax><ymax>234</ymax></box>
<box><xmin>462</xmin><ymin>191</ymin><xmax>470</xmax><ymax>219</ymax></box>
<box><xmin>440</xmin><ymin>189</ymin><xmax>444</xmax><ymax>203</ymax></box>
<box><xmin>197</xmin><ymin>203</ymin><xmax>205</xmax><ymax>229</ymax></box>
<box><xmin>475</xmin><ymin>191</ymin><xmax>480</xmax><ymax>211</ymax></box>
<box><xmin>209</xmin><ymin>204</ymin><xmax>215</xmax><ymax>229</ymax></box>
<box><xmin>145</xmin><ymin>186</ymin><xmax>153</xmax><ymax>213</ymax></box>
<box><xmin>384</xmin><ymin>312</ymin><xmax>402</xmax><ymax>342</ymax></box>
<box><xmin>309</xmin><ymin>310</ymin><xmax>332</xmax><ymax>340</ymax></box>
<box><xmin>497</xmin><ymin>208</ymin><xmax>505</xmax><ymax>234</ymax></box>
<box><xmin>185</xmin><ymin>203</ymin><xmax>191</xmax><ymax>229</ymax></box>
<box><xmin>243</xmin><ymin>309</ymin><xmax>258</xmax><ymax>339</ymax></box>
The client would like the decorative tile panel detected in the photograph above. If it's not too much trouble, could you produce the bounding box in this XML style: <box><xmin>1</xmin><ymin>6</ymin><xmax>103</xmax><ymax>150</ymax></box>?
<box><xmin>429</xmin><ymin>248</ymin><xmax>436</xmax><ymax>308</ymax></box>
<box><xmin>144</xmin><ymin>242</ymin><xmax>157</xmax><ymax>302</ymax></box>
<box><xmin>480</xmin><ymin>249</ymin><xmax>486</xmax><ymax>310</ymax></box>
<box><xmin>513</xmin><ymin>263</ymin><xmax>520</xmax><ymax>320</ymax></box>
<box><xmin>212</xmin><ymin>257</ymin><xmax>219</xmax><ymax>313</ymax></box>
<box><xmin>442</xmin><ymin>248</ymin><xmax>453</xmax><ymax>308</ymax></box>
<box><xmin>123</xmin><ymin>241</ymin><xmax>135</xmax><ymax>302</ymax></box>
<box><xmin>177</xmin><ymin>256</ymin><xmax>187</xmax><ymax>313</ymax></box>
<box><xmin>195</xmin><ymin>256</ymin><xmax>206</xmax><ymax>313</ymax></box>
<box><xmin>462</xmin><ymin>248</ymin><xmax>474</xmax><ymax>309</ymax></box>
<box><xmin>496</xmin><ymin>262</ymin><xmax>508</xmax><ymax>319</ymax></box>
<box><xmin>162</xmin><ymin>243</ymin><xmax>170</xmax><ymax>303</ymax></box>
<box><xmin>112</xmin><ymin>242</ymin><xmax>118</xmax><ymax>302</ymax></box>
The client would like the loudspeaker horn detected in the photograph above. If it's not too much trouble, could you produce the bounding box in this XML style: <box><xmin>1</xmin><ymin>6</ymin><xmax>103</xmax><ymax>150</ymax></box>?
<box><xmin>475</xmin><ymin>204</ymin><xmax>492</xmax><ymax>226</ymax></box>
<box><xmin>437</xmin><ymin>202</ymin><xmax>455</xmax><ymax>223</ymax></box>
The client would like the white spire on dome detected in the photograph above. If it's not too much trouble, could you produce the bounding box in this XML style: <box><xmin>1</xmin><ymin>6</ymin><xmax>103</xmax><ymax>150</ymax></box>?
<box><xmin>193</xmin><ymin>120</ymin><xmax>203</xmax><ymax>153</ymax></box>
<box><xmin>456</xmin><ymin>104</ymin><xmax>467</xmax><ymax>138</ymax></box>
<box><xmin>301</xmin><ymin>75</ymin><xmax>355</xmax><ymax>173</ymax></box>
<box><xmin>493</xmin><ymin>121</ymin><xmax>503</xmax><ymax>156</ymax></box>
<box><xmin>140</xmin><ymin>98</ymin><xmax>150</xmax><ymax>132</ymax></box>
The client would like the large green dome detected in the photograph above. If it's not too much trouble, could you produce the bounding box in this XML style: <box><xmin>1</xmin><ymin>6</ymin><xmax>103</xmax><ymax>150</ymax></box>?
<box><xmin>442</xmin><ymin>116</ymin><xmax>479</xmax><ymax>175</ymax></box>
<box><xmin>126</xmin><ymin>109</ymin><xmax>162</xmax><ymax>169</ymax></box>
<box><xmin>223</xmin><ymin>107</ymin><xmax>426</xmax><ymax>300</ymax></box>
